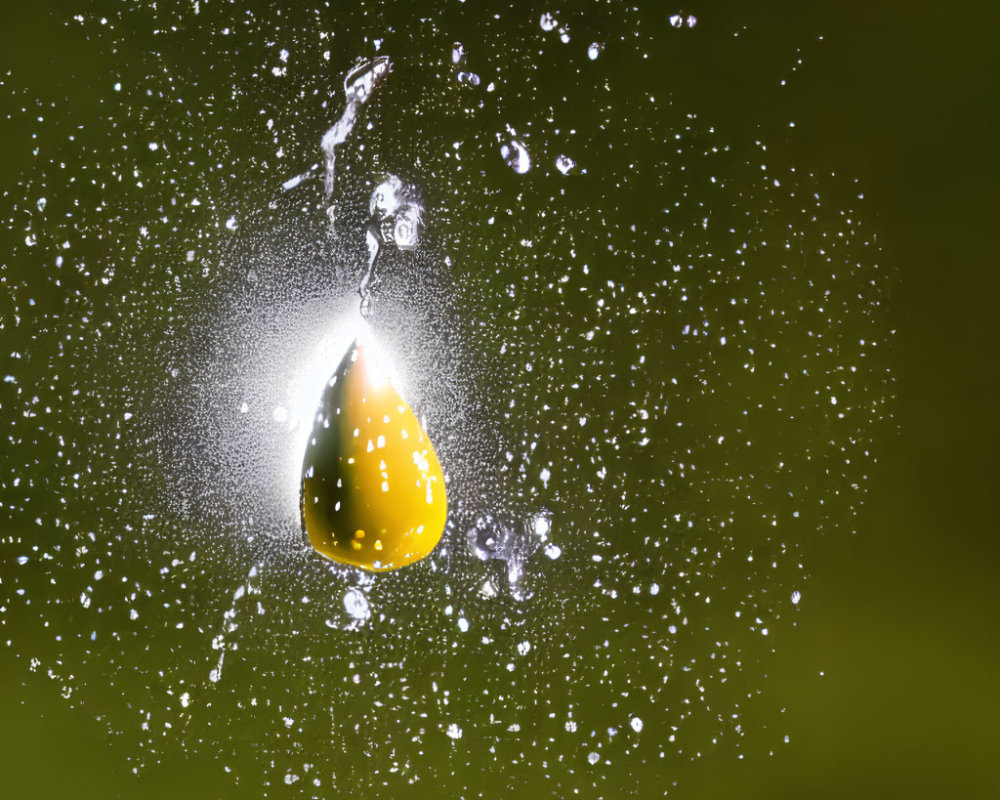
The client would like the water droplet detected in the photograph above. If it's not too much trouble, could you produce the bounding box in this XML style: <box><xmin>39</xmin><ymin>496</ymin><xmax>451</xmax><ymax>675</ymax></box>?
<box><xmin>301</xmin><ymin>341</ymin><xmax>447</xmax><ymax>571</ymax></box>
<box><xmin>555</xmin><ymin>154</ymin><xmax>577</xmax><ymax>175</ymax></box>
<box><xmin>343</xmin><ymin>588</ymin><xmax>371</xmax><ymax>620</ymax></box>
<box><xmin>500</xmin><ymin>137</ymin><xmax>531</xmax><ymax>174</ymax></box>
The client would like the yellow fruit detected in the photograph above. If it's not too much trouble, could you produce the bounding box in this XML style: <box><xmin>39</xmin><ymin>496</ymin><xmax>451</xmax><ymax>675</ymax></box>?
<box><xmin>300</xmin><ymin>340</ymin><xmax>446</xmax><ymax>570</ymax></box>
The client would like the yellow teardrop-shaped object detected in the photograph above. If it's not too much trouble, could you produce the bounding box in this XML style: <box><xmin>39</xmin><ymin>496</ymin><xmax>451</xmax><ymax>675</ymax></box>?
<box><xmin>300</xmin><ymin>340</ymin><xmax>447</xmax><ymax>571</ymax></box>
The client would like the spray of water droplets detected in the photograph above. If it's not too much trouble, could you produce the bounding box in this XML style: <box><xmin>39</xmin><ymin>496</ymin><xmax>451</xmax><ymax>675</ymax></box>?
<box><xmin>1</xmin><ymin>4</ymin><xmax>894</xmax><ymax>796</ymax></box>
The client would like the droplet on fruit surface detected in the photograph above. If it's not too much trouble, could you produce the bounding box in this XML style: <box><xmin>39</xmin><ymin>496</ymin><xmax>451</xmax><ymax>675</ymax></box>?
<box><xmin>300</xmin><ymin>340</ymin><xmax>446</xmax><ymax>571</ymax></box>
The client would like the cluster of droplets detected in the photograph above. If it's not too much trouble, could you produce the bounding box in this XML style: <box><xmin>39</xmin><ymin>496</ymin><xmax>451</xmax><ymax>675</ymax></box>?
<box><xmin>0</xmin><ymin>3</ymin><xmax>893</xmax><ymax>797</ymax></box>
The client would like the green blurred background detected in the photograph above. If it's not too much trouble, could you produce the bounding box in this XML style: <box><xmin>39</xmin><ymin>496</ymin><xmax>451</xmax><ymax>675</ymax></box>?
<box><xmin>1</xmin><ymin>1</ymin><xmax>998</xmax><ymax>797</ymax></box>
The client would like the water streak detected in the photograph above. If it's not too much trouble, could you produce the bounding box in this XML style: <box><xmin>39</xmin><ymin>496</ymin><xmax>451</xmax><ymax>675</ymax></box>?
<box><xmin>320</xmin><ymin>56</ymin><xmax>392</xmax><ymax>220</ymax></box>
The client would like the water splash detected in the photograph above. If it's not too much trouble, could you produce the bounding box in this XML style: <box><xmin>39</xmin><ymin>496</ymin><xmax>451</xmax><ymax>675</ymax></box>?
<box><xmin>320</xmin><ymin>56</ymin><xmax>392</xmax><ymax>220</ymax></box>
<box><xmin>361</xmin><ymin>174</ymin><xmax>424</xmax><ymax>316</ymax></box>
<box><xmin>1</xmin><ymin>5</ymin><xmax>896</xmax><ymax>794</ymax></box>
<box><xmin>466</xmin><ymin>510</ymin><xmax>553</xmax><ymax>600</ymax></box>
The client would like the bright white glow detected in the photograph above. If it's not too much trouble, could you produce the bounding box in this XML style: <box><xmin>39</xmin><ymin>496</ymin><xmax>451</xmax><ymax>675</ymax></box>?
<box><xmin>282</xmin><ymin>313</ymin><xmax>364</xmax><ymax>503</ymax></box>
<box><xmin>280</xmin><ymin>311</ymin><xmax>410</xmax><ymax>506</ymax></box>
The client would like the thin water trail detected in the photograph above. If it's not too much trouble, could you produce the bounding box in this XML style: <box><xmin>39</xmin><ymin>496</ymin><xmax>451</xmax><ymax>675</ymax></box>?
<box><xmin>282</xmin><ymin>58</ymin><xmax>393</xmax><ymax>205</ymax></box>
<box><xmin>208</xmin><ymin>561</ymin><xmax>265</xmax><ymax>684</ymax></box>
<box><xmin>321</xmin><ymin>56</ymin><xmax>392</xmax><ymax>220</ymax></box>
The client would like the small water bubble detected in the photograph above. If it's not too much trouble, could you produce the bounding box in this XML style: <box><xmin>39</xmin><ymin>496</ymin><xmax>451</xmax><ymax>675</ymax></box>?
<box><xmin>587</xmin><ymin>752</ymin><xmax>600</xmax><ymax>765</ymax></box>
<box><xmin>791</xmin><ymin>590</ymin><xmax>802</xmax><ymax>605</ymax></box>
<box><xmin>588</xmin><ymin>42</ymin><xmax>604</xmax><ymax>60</ymax></box>
<box><xmin>669</xmin><ymin>14</ymin><xmax>683</xmax><ymax>28</ymax></box>
<box><xmin>630</xmin><ymin>716</ymin><xmax>644</xmax><ymax>732</ymax></box>
<box><xmin>446</xmin><ymin>722</ymin><xmax>463</xmax><ymax>739</ymax></box>
<box><xmin>225</xmin><ymin>216</ymin><xmax>237</xmax><ymax>230</ymax></box>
